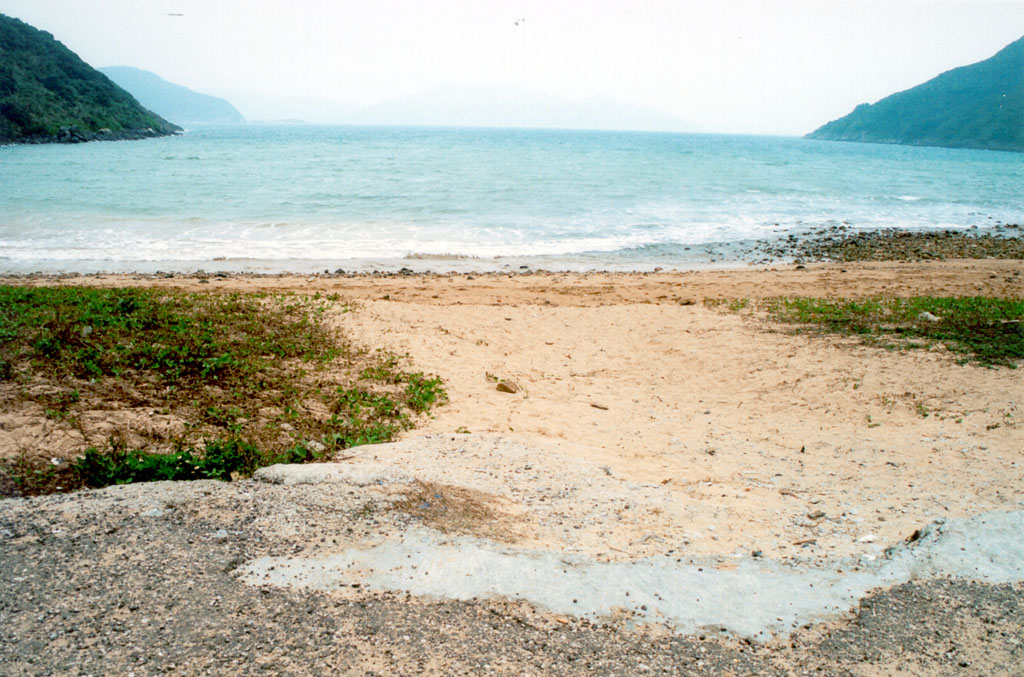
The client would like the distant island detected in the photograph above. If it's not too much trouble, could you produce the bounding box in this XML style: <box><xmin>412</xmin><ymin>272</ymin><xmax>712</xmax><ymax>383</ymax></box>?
<box><xmin>100</xmin><ymin>66</ymin><xmax>244</xmax><ymax>126</ymax></box>
<box><xmin>0</xmin><ymin>14</ymin><xmax>180</xmax><ymax>144</ymax></box>
<box><xmin>807</xmin><ymin>35</ymin><xmax>1023</xmax><ymax>153</ymax></box>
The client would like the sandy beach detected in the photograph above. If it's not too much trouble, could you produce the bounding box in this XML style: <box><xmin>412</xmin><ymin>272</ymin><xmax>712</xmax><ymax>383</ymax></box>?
<box><xmin>4</xmin><ymin>259</ymin><xmax>1022</xmax><ymax>560</ymax></box>
<box><xmin>2</xmin><ymin>258</ymin><xmax>1023</xmax><ymax>674</ymax></box>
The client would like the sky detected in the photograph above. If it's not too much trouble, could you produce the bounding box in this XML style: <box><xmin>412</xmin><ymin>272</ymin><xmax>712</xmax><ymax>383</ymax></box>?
<box><xmin>2</xmin><ymin>0</ymin><xmax>1023</xmax><ymax>134</ymax></box>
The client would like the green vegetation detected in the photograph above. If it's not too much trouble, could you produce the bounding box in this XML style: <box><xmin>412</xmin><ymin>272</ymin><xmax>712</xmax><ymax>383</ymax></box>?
<box><xmin>708</xmin><ymin>296</ymin><xmax>1024</xmax><ymax>367</ymax></box>
<box><xmin>71</xmin><ymin>437</ymin><xmax>325</xmax><ymax>487</ymax></box>
<box><xmin>0</xmin><ymin>286</ymin><xmax>446</xmax><ymax>495</ymax></box>
<box><xmin>806</xmin><ymin>35</ymin><xmax>1024</xmax><ymax>152</ymax></box>
<box><xmin>0</xmin><ymin>14</ymin><xmax>180</xmax><ymax>142</ymax></box>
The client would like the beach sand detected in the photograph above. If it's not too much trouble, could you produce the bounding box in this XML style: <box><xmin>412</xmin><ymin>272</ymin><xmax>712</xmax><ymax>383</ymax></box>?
<box><xmin>3</xmin><ymin>259</ymin><xmax>1022</xmax><ymax>562</ymax></box>
<box><xmin>3</xmin><ymin>259</ymin><xmax>1024</xmax><ymax>673</ymax></box>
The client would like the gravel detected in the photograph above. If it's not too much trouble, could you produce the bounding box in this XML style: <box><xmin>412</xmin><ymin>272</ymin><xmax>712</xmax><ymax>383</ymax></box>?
<box><xmin>2</xmin><ymin>479</ymin><xmax>1023</xmax><ymax>675</ymax></box>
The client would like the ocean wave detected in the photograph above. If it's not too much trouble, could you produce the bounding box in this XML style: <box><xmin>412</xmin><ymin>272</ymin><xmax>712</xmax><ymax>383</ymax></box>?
<box><xmin>404</xmin><ymin>253</ymin><xmax>482</xmax><ymax>260</ymax></box>
<box><xmin>2</xmin><ymin>127</ymin><xmax>1021</xmax><ymax>272</ymax></box>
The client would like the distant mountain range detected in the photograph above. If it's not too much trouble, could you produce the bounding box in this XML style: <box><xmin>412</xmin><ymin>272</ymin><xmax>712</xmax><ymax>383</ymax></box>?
<box><xmin>219</xmin><ymin>84</ymin><xmax>697</xmax><ymax>132</ymax></box>
<box><xmin>807</xmin><ymin>35</ymin><xmax>1024</xmax><ymax>153</ymax></box>
<box><xmin>0</xmin><ymin>14</ymin><xmax>180</xmax><ymax>144</ymax></box>
<box><xmin>100</xmin><ymin>66</ymin><xmax>244</xmax><ymax>126</ymax></box>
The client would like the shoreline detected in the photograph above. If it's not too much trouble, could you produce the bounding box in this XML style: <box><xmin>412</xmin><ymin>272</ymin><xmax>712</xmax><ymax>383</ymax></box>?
<box><xmin>3</xmin><ymin>259</ymin><xmax>1021</xmax><ymax>306</ymax></box>
<box><xmin>1</xmin><ymin>224</ymin><xmax>1021</xmax><ymax>277</ymax></box>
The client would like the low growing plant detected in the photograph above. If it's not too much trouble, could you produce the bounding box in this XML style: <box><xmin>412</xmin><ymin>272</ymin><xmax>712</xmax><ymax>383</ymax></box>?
<box><xmin>0</xmin><ymin>285</ymin><xmax>447</xmax><ymax>496</ymax></box>
<box><xmin>708</xmin><ymin>295</ymin><xmax>1024</xmax><ymax>367</ymax></box>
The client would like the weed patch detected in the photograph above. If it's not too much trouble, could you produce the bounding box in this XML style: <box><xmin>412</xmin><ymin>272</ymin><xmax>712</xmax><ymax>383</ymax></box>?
<box><xmin>708</xmin><ymin>296</ymin><xmax>1024</xmax><ymax>367</ymax></box>
<box><xmin>0</xmin><ymin>286</ymin><xmax>446</xmax><ymax>496</ymax></box>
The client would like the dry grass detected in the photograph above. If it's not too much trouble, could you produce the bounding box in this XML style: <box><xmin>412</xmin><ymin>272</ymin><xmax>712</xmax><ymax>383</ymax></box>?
<box><xmin>393</xmin><ymin>480</ymin><xmax>520</xmax><ymax>542</ymax></box>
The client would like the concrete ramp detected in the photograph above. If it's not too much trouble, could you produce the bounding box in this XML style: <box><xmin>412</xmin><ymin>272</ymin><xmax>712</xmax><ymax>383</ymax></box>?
<box><xmin>239</xmin><ymin>509</ymin><xmax>1024</xmax><ymax>641</ymax></box>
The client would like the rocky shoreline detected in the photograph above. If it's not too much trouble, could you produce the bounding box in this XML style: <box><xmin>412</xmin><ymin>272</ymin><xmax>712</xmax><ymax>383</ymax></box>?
<box><xmin>2</xmin><ymin>226</ymin><xmax>1020</xmax><ymax>278</ymax></box>
<box><xmin>4</xmin><ymin>124</ymin><xmax>181</xmax><ymax>145</ymax></box>
<box><xmin>755</xmin><ymin>224</ymin><xmax>1023</xmax><ymax>265</ymax></box>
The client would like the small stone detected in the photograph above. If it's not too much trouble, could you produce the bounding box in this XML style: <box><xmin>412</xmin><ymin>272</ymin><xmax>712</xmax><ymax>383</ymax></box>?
<box><xmin>807</xmin><ymin>510</ymin><xmax>826</xmax><ymax>520</ymax></box>
<box><xmin>306</xmin><ymin>440</ymin><xmax>327</xmax><ymax>454</ymax></box>
<box><xmin>496</xmin><ymin>380</ymin><xmax>519</xmax><ymax>394</ymax></box>
<box><xmin>918</xmin><ymin>311</ymin><xmax>940</xmax><ymax>322</ymax></box>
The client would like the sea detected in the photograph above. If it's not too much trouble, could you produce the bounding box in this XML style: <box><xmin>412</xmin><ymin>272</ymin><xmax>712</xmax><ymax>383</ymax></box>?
<box><xmin>1</xmin><ymin>124</ymin><xmax>1022</xmax><ymax>274</ymax></box>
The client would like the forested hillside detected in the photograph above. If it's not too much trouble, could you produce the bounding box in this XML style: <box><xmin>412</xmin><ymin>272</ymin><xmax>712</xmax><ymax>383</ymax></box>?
<box><xmin>0</xmin><ymin>14</ymin><xmax>180</xmax><ymax>143</ymax></box>
<box><xmin>807</xmin><ymin>35</ymin><xmax>1023</xmax><ymax>152</ymax></box>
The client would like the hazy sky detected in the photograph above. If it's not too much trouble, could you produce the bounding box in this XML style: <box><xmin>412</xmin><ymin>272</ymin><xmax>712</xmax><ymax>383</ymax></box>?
<box><xmin>3</xmin><ymin>0</ymin><xmax>1023</xmax><ymax>134</ymax></box>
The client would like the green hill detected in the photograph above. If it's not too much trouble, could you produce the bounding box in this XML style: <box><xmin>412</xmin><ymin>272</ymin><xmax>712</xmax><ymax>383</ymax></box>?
<box><xmin>806</xmin><ymin>35</ymin><xmax>1024</xmax><ymax>153</ymax></box>
<box><xmin>0</xmin><ymin>14</ymin><xmax>180</xmax><ymax>144</ymax></box>
<box><xmin>100</xmin><ymin>66</ymin><xmax>244</xmax><ymax>126</ymax></box>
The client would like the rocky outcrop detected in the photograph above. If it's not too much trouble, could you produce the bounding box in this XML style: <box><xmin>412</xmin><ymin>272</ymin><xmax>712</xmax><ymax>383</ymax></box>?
<box><xmin>14</xmin><ymin>124</ymin><xmax>175</xmax><ymax>145</ymax></box>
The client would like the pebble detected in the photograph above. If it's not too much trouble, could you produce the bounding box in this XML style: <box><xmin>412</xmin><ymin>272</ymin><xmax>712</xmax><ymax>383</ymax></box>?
<box><xmin>496</xmin><ymin>381</ymin><xmax>519</xmax><ymax>394</ymax></box>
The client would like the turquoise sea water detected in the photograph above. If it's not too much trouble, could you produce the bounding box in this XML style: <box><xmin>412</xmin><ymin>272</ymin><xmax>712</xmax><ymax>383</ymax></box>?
<box><xmin>1</xmin><ymin>125</ymin><xmax>1022</xmax><ymax>273</ymax></box>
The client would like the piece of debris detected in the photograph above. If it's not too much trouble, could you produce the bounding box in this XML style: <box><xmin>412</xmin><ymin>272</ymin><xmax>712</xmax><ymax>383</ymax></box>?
<box><xmin>496</xmin><ymin>380</ymin><xmax>519</xmax><ymax>394</ymax></box>
<box><xmin>590</xmin><ymin>403</ymin><xmax>609</xmax><ymax>410</ymax></box>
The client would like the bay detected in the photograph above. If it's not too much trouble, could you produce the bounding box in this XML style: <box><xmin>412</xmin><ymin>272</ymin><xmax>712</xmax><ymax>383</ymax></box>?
<box><xmin>1</xmin><ymin>125</ymin><xmax>1021</xmax><ymax>273</ymax></box>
